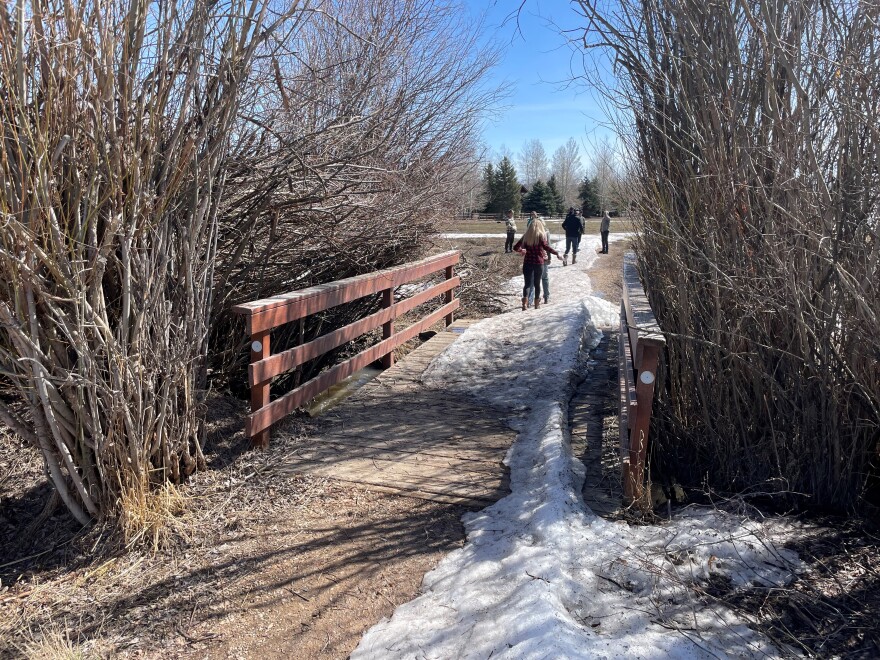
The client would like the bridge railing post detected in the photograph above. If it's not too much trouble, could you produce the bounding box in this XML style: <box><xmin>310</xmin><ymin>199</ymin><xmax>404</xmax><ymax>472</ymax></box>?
<box><xmin>445</xmin><ymin>265</ymin><xmax>455</xmax><ymax>327</ymax></box>
<box><xmin>627</xmin><ymin>343</ymin><xmax>660</xmax><ymax>503</ymax></box>
<box><xmin>620</xmin><ymin>252</ymin><xmax>666</xmax><ymax>506</ymax></box>
<box><xmin>381</xmin><ymin>287</ymin><xmax>394</xmax><ymax>368</ymax></box>
<box><xmin>249</xmin><ymin>329</ymin><xmax>271</xmax><ymax>449</ymax></box>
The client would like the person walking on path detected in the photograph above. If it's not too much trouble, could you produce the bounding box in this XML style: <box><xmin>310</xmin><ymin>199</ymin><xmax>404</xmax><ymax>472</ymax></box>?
<box><xmin>540</xmin><ymin>222</ymin><xmax>553</xmax><ymax>304</ymax></box>
<box><xmin>527</xmin><ymin>215</ymin><xmax>554</xmax><ymax>306</ymax></box>
<box><xmin>504</xmin><ymin>210</ymin><xmax>517</xmax><ymax>253</ymax></box>
<box><xmin>514</xmin><ymin>215</ymin><xmax>560</xmax><ymax>311</ymax></box>
<box><xmin>600</xmin><ymin>211</ymin><xmax>611</xmax><ymax>254</ymax></box>
<box><xmin>561</xmin><ymin>207</ymin><xmax>585</xmax><ymax>266</ymax></box>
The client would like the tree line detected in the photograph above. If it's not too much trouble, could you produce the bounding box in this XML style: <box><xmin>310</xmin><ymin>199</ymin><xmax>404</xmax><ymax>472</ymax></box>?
<box><xmin>480</xmin><ymin>145</ymin><xmax>618</xmax><ymax>217</ymax></box>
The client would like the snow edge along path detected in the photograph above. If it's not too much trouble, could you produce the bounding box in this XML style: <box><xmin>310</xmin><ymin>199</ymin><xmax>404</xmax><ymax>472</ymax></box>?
<box><xmin>352</xmin><ymin>237</ymin><xmax>801</xmax><ymax>660</ymax></box>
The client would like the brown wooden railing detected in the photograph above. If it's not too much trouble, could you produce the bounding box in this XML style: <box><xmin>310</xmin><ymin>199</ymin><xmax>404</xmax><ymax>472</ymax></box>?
<box><xmin>619</xmin><ymin>252</ymin><xmax>666</xmax><ymax>503</ymax></box>
<box><xmin>233</xmin><ymin>251</ymin><xmax>460</xmax><ymax>448</ymax></box>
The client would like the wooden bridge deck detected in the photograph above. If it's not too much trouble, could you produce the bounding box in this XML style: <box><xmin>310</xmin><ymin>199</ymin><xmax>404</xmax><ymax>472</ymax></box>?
<box><xmin>277</xmin><ymin>320</ymin><xmax>514</xmax><ymax>506</ymax></box>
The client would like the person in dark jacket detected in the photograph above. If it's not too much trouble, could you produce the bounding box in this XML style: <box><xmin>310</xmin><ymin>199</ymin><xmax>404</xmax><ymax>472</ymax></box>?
<box><xmin>561</xmin><ymin>207</ymin><xmax>585</xmax><ymax>265</ymax></box>
<box><xmin>514</xmin><ymin>217</ymin><xmax>560</xmax><ymax>310</ymax></box>
<box><xmin>600</xmin><ymin>211</ymin><xmax>611</xmax><ymax>254</ymax></box>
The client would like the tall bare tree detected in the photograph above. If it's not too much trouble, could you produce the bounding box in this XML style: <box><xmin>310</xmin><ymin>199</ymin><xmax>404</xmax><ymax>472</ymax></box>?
<box><xmin>518</xmin><ymin>138</ymin><xmax>549</xmax><ymax>185</ymax></box>
<box><xmin>0</xmin><ymin>0</ymin><xmax>296</xmax><ymax>527</ymax></box>
<box><xmin>0</xmin><ymin>0</ymin><xmax>502</xmax><ymax>532</ymax></box>
<box><xmin>210</xmin><ymin>0</ymin><xmax>503</xmax><ymax>380</ymax></box>
<box><xmin>551</xmin><ymin>138</ymin><xmax>584</xmax><ymax>208</ymax></box>
<box><xmin>587</xmin><ymin>137</ymin><xmax>619</xmax><ymax>212</ymax></box>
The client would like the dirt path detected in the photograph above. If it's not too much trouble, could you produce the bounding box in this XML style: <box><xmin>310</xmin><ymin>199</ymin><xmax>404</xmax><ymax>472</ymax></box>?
<box><xmin>190</xmin><ymin>242</ymin><xmax>631</xmax><ymax>659</ymax></box>
<box><xmin>4</xmin><ymin>237</ymin><xmax>878</xmax><ymax>659</ymax></box>
<box><xmin>0</xmin><ymin>238</ymin><xmax>631</xmax><ymax>660</ymax></box>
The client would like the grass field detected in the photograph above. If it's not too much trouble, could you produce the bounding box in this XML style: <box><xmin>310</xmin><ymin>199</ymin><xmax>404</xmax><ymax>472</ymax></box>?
<box><xmin>441</xmin><ymin>218</ymin><xmax>635</xmax><ymax>235</ymax></box>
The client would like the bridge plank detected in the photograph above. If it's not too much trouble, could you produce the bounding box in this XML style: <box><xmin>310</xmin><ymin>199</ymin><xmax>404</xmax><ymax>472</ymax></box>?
<box><xmin>274</xmin><ymin>320</ymin><xmax>514</xmax><ymax>507</ymax></box>
<box><xmin>288</xmin><ymin>444</ymin><xmax>504</xmax><ymax>475</ymax></box>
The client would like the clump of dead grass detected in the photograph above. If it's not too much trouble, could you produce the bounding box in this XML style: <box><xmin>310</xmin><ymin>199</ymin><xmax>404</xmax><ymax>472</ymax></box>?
<box><xmin>16</xmin><ymin>627</ymin><xmax>86</xmax><ymax>660</ymax></box>
<box><xmin>118</xmin><ymin>481</ymin><xmax>188</xmax><ymax>553</ymax></box>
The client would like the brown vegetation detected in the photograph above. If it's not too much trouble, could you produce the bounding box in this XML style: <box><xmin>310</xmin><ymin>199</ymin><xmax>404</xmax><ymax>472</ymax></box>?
<box><xmin>0</xmin><ymin>0</ymin><xmax>500</xmax><ymax>530</ymax></box>
<box><xmin>576</xmin><ymin>0</ymin><xmax>880</xmax><ymax>511</ymax></box>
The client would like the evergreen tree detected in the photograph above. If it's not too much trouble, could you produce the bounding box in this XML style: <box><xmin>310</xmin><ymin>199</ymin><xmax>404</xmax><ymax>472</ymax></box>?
<box><xmin>547</xmin><ymin>174</ymin><xmax>566</xmax><ymax>215</ymax></box>
<box><xmin>522</xmin><ymin>180</ymin><xmax>555</xmax><ymax>215</ymax></box>
<box><xmin>494</xmin><ymin>156</ymin><xmax>521</xmax><ymax>213</ymax></box>
<box><xmin>482</xmin><ymin>162</ymin><xmax>499</xmax><ymax>213</ymax></box>
<box><xmin>578</xmin><ymin>174</ymin><xmax>601</xmax><ymax>217</ymax></box>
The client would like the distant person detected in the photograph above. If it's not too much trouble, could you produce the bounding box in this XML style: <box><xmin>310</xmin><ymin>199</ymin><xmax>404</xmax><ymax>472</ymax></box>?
<box><xmin>600</xmin><ymin>211</ymin><xmax>611</xmax><ymax>254</ymax></box>
<box><xmin>561</xmin><ymin>207</ymin><xmax>585</xmax><ymax>266</ymax></box>
<box><xmin>514</xmin><ymin>214</ymin><xmax>560</xmax><ymax>311</ymax></box>
<box><xmin>504</xmin><ymin>210</ymin><xmax>517</xmax><ymax>253</ymax></box>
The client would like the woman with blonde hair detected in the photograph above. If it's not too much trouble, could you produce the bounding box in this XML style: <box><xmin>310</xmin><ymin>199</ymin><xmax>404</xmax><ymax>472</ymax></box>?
<box><xmin>514</xmin><ymin>213</ymin><xmax>560</xmax><ymax>310</ymax></box>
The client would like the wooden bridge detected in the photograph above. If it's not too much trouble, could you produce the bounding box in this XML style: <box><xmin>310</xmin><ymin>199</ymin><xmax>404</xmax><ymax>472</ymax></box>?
<box><xmin>233</xmin><ymin>250</ymin><xmax>664</xmax><ymax>507</ymax></box>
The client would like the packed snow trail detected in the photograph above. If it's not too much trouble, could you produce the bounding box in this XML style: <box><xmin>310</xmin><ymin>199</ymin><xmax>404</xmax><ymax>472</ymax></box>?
<box><xmin>352</xmin><ymin>237</ymin><xmax>800</xmax><ymax>659</ymax></box>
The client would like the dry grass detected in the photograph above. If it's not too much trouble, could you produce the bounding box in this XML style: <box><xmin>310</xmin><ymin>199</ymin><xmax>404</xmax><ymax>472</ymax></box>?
<box><xmin>0</xmin><ymin>399</ymin><xmax>469</xmax><ymax>659</ymax></box>
<box><xmin>118</xmin><ymin>482</ymin><xmax>188</xmax><ymax>554</ymax></box>
<box><xmin>15</xmin><ymin>627</ymin><xmax>105</xmax><ymax>660</ymax></box>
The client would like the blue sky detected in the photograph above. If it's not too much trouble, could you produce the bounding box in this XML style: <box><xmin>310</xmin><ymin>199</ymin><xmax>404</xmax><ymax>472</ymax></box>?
<box><xmin>464</xmin><ymin>1</ymin><xmax>616</xmax><ymax>162</ymax></box>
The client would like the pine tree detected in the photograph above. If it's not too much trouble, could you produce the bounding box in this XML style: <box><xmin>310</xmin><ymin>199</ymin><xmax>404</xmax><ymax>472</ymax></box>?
<box><xmin>547</xmin><ymin>174</ymin><xmax>566</xmax><ymax>215</ymax></box>
<box><xmin>578</xmin><ymin>174</ymin><xmax>601</xmax><ymax>217</ymax></box>
<box><xmin>522</xmin><ymin>180</ymin><xmax>555</xmax><ymax>215</ymax></box>
<box><xmin>482</xmin><ymin>162</ymin><xmax>498</xmax><ymax>213</ymax></box>
<box><xmin>494</xmin><ymin>156</ymin><xmax>521</xmax><ymax>213</ymax></box>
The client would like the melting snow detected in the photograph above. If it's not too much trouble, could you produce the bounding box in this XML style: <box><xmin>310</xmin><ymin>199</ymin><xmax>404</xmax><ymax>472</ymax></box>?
<box><xmin>352</xmin><ymin>235</ymin><xmax>801</xmax><ymax>659</ymax></box>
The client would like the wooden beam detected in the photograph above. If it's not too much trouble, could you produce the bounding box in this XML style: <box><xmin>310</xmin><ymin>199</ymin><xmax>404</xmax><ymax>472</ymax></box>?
<box><xmin>622</xmin><ymin>252</ymin><xmax>665</xmax><ymax>370</ymax></box>
<box><xmin>621</xmin><ymin>252</ymin><xmax>665</xmax><ymax>503</ymax></box>
<box><xmin>233</xmin><ymin>251</ymin><xmax>460</xmax><ymax>334</ymax></box>
<box><xmin>249</xmin><ymin>330</ymin><xmax>271</xmax><ymax>449</ymax></box>
<box><xmin>249</xmin><ymin>276</ymin><xmax>460</xmax><ymax>386</ymax></box>
<box><xmin>628</xmin><ymin>344</ymin><xmax>660</xmax><ymax>502</ymax></box>
<box><xmin>444</xmin><ymin>265</ymin><xmax>455</xmax><ymax>327</ymax></box>
<box><xmin>381</xmin><ymin>288</ymin><xmax>394</xmax><ymax>369</ymax></box>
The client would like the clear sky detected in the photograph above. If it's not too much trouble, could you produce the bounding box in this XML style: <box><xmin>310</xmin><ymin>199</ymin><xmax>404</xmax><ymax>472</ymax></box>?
<box><xmin>464</xmin><ymin>0</ymin><xmax>616</xmax><ymax>164</ymax></box>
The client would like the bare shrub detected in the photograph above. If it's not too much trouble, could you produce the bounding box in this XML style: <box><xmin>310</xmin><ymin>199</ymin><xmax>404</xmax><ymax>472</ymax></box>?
<box><xmin>209</xmin><ymin>0</ymin><xmax>502</xmax><ymax>385</ymax></box>
<box><xmin>0</xmin><ymin>0</ymin><xmax>292</xmax><ymax>525</ymax></box>
<box><xmin>576</xmin><ymin>0</ymin><xmax>880</xmax><ymax>509</ymax></box>
<box><xmin>0</xmin><ymin>0</ymin><xmax>500</xmax><ymax>529</ymax></box>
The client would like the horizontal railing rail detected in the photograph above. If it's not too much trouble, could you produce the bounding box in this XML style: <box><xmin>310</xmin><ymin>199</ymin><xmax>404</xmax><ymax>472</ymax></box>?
<box><xmin>619</xmin><ymin>252</ymin><xmax>666</xmax><ymax>503</ymax></box>
<box><xmin>233</xmin><ymin>251</ymin><xmax>460</xmax><ymax>447</ymax></box>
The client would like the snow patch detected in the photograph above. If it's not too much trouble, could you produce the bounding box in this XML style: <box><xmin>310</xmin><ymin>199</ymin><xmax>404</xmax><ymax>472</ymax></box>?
<box><xmin>352</xmin><ymin>236</ymin><xmax>799</xmax><ymax>659</ymax></box>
